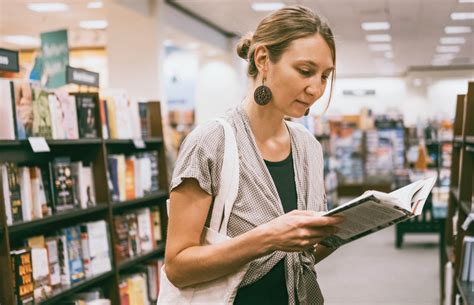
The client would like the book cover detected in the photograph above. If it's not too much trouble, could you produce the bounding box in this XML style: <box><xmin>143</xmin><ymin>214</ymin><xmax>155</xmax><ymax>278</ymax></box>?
<box><xmin>127</xmin><ymin>274</ymin><xmax>147</xmax><ymax>305</ymax></box>
<box><xmin>119</xmin><ymin>280</ymin><xmax>130</xmax><ymax>305</ymax></box>
<box><xmin>99</xmin><ymin>98</ymin><xmax>109</xmax><ymax>139</ymax></box>
<box><xmin>82</xmin><ymin>220</ymin><xmax>111</xmax><ymax>276</ymax></box>
<box><xmin>19</xmin><ymin>167</ymin><xmax>33</xmax><ymax>222</ymax></box>
<box><xmin>48</xmin><ymin>92</ymin><xmax>66</xmax><ymax>139</ymax></box>
<box><xmin>6</xmin><ymin>162</ymin><xmax>23</xmax><ymax>223</ymax></box>
<box><xmin>127</xmin><ymin>213</ymin><xmax>141</xmax><ymax>257</ymax></box>
<box><xmin>134</xmin><ymin>155</ymin><xmax>143</xmax><ymax>198</ymax></box>
<box><xmin>13</xmin><ymin>80</ymin><xmax>34</xmax><ymax>139</ymax></box>
<box><xmin>114</xmin><ymin>92</ymin><xmax>133</xmax><ymax>139</ymax></box>
<box><xmin>150</xmin><ymin>207</ymin><xmax>162</xmax><ymax>243</ymax></box>
<box><xmin>116</xmin><ymin>155</ymin><xmax>126</xmax><ymax>202</ymax></box>
<box><xmin>56</xmin><ymin>90</ymin><xmax>79</xmax><ymax>139</ymax></box>
<box><xmin>138</xmin><ymin>102</ymin><xmax>150</xmax><ymax>139</ymax></box>
<box><xmin>129</xmin><ymin>100</ymin><xmax>142</xmax><ymax>139</ymax></box>
<box><xmin>45</xmin><ymin>237</ymin><xmax>61</xmax><ymax>288</ymax></box>
<box><xmin>138</xmin><ymin>156</ymin><xmax>152</xmax><ymax>196</ymax></box>
<box><xmin>75</xmin><ymin>93</ymin><xmax>98</xmax><ymax>139</ymax></box>
<box><xmin>52</xmin><ymin>158</ymin><xmax>77</xmax><ymax>212</ymax></box>
<box><xmin>63</xmin><ymin>226</ymin><xmax>85</xmax><ymax>284</ymax></box>
<box><xmin>146</xmin><ymin>262</ymin><xmax>158</xmax><ymax>302</ymax></box>
<box><xmin>125</xmin><ymin>157</ymin><xmax>136</xmax><ymax>200</ymax></box>
<box><xmin>32</xmin><ymin>88</ymin><xmax>53</xmax><ymax>138</ymax></box>
<box><xmin>149</xmin><ymin>151</ymin><xmax>160</xmax><ymax>192</ymax></box>
<box><xmin>104</xmin><ymin>96</ymin><xmax>117</xmax><ymax>139</ymax></box>
<box><xmin>10</xmin><ymin>248</ymin><xmax>34</xmax><ymax>305</ymax></box>
<box><xmin>82</xmin><ymin>164</ymin><xmax>96</xmax><ymax>208</ymax></box>
<box><xmin>29</xmin><ymin>167</ymin><xmax>48</xmax><ymax>219</ymax></box>
<box><xmin>70</xmin><ymin>161</ymin><xmax>84</xmax><ymax>208</ymax></box>
<box><xmin>80</xmin><ymin>224</ymin><xmax>92</xmax><ymax>278</ymax></box>
<box><xmin>137</xmin><ymin>208</ymin><xmax>154</xmax><ymax>252</ymax></box>
<box><xmin>0</xmin><ymin>79</ymin><xmax>16</xmax><ymax>139</ymax></box>
<box><xmin>31</xmin><ymin>247</ymin><xmax>53</xmax><ymax>301</ymax></box>
<box><xmin>1</xmin><ymin>164</ymin><xmax>13</xmax><ymax>225</ymax></box>
<box><xmin>114</xmin><ymin>215</ymin><xmax>130</xmax><ymax>262</ymax></box>
<box><xmin>57</xmin><ymin>233</ymin><xmax>71</xmax><ymax>286</ymax></box>
<box><xmin>39</xmin><ymin>163</ymin><xmax>54</xmax><ymax>215</ymax></box>
<box><xmin>107</xmin><ymin>156</ymin><xmax>120</xmax><ymax>202</ymax></box>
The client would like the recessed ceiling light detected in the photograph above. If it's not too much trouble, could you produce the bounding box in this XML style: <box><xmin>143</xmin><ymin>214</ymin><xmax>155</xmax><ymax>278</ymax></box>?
<box><xmin>440</xmin><ymin>37</ymin><xmax>466</xmax><ymax>44</ymax></box>
<box><xmin>79</xmin><ymin>20</ymin><xmax>108</xmax><ymax>30</ymax></box>
<box><xmin>444</xmin><ymin>26</ymin><xmax>472</xmax><ymax>34</ymax></box>
<box><xmin>436</xmin><ymin>45</ymin><xmax>461</xmax><ymax>53</ymax></box>
<box><xmin>87</xmin><ymin>1</ymin><xmax>103</xmax><ymax>9</ymax></box>
<box><xmin>251</xmin><ymin>2</ymin><xmax>285</xmax><ymax>11</ymax></box>
<box><xmin>459</xmin><ymin>0</ymin><xmax>474</xmax><ymax>2</ymax></box>
<box><xmin>3</xmin><ymin>35</ymin><xmax>41</xmax><ymax>46</ymax></box>
<box><xmin>384</xmin><ymin>51</ymin><xmax>394</xmax><ymax>59</ymax></box>
<box><xmin>361</xmin><ymin>22</ymin><xmax>391</xmax><ymax>31</ymax></box>
<box><xmin>434</xmin><ymin>53</ymin><xmax>456</xmax><ymax>60</ymax></box>
<box><xmin>27</xmin><ymin>2</ymin><xmax>68</xmax><ymax>12</ymax></box>
<box><xmin>366</xmin><ymin>34</ymin><xmax>392</xmax><ymax>42</ymax></box>
<box><xmin>451</xmin><ymin>12</ymin><xmax>474</xmax><ymax>20</ymax></box>
<box><xmin>368</xmin><ymin>44</ymin><xmax>392</xmax><ymax>51</ymax></box>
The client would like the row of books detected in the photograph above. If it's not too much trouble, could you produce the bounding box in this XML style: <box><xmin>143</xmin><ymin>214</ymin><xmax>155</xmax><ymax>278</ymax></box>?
<box><xmin>108</xmin><ymin>152</ymin><xmax>160</xmax><ymax>203</ymax></box>
<box><xmin>114</xmin><ymin>207</ymin><xmax>163</xmax><ymax>263</ymax></box>
<box><xmin>10</xmin><ymin>220</ymin><xmax>111</xmax><ymax>304</ymax></box>
<box><xmin>460</xmin><ymin>236</ymin><xmax>474</xmax><ymax>283</ymax></box>
<box><xmin>0</xmin><ymin>79</ymin><xmax>99</xmax><ymax>140</ymax></box>
<box><xmin>2</xmin><ymin>159</ymin><xmax>96</xmax><ymax>225</ymax></box>
<box><xmin>119</xmin><ymin>259</ymin><xmax>164</xmax><ymax>305</ymax></box>
<box><xmin>0</xmin><ymin>80</ymin><xmax>157</xmax><ymax>141</ymax></box>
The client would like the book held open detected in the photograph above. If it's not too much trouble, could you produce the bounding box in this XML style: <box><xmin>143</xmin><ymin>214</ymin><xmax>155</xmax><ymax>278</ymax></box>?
<box><xmin>320</xmin><ymin>176</ymin><xmax>437</xmax><ymax>248</ymax></box>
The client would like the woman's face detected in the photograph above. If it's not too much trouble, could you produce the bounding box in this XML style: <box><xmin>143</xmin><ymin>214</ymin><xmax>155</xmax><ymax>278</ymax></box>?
<box><xmin>265</xmin><ymin>33</ymin><xmax>334</xmax><ymax>118</ymax></box>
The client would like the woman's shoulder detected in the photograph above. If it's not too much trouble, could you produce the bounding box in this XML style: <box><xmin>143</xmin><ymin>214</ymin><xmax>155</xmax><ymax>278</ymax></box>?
<box><xmin>286</xmin><ymin>120</ymin><xmax>322</xmax><ymax>150</ymax></box>
<box><xmin>179</xmin><ymin>119</ymin><xmax>226</xmax><ymax>154</ymax></box>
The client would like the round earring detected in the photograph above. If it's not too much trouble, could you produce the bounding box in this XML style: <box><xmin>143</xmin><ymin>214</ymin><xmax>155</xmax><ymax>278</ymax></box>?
<box><xmin>304</xmin><ymin>109</ymin><xmax>310</xmax><ymax>116</ymax></box>
<box><xmin>254</xmin><ymin>77</ymin><xmax>272</xmax><ymax>106</ymax></box>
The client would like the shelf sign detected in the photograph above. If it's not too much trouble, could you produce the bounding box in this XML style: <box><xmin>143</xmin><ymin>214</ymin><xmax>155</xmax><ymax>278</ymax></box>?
<box><xmin>0</xmin><ymin>48</ymin><xmax>19</xmax><ymax>72</ymax></box>
<box><xmin>41</xmin><ymin>29</ymin><xmax>69</xmax><ymax>89</ymax></box>
<box><xmin>28</xmin><ymin>137</ymin><xmax>50</xmax><ymax>153</ymax></box>
<box><xmin>132</xmin><ymin>139</ymin><xmax>146</xmax><ymax>149</ymax></box>
<box><xmin>66</xmin><ymin>66</ymin><xmax>99</xmax><ymax>87</ymax></box>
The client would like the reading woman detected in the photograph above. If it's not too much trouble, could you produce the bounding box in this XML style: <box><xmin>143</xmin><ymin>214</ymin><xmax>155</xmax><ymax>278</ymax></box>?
<box><xmin>164</xmin><ymin>5</ymin><xmax>344</xmax><ymax>305</ymax></box>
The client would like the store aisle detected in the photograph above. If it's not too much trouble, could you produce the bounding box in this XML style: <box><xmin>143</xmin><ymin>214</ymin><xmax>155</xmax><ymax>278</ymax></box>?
<box><xmin>317</xmin><ymin>226</ymin><xmax>440</xmax><ymax>305</ymax></box>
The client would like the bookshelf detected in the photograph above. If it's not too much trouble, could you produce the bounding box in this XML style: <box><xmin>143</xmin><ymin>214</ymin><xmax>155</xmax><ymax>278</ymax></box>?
<box><xmin>0</xmin><ymin>101</ymin><xmax>169</xmax><ymax>305</ymax></box>
<box><xmin>442</xmin><ymin>81</ymin><xmax>474</xmax><ymax>305</ymax></box>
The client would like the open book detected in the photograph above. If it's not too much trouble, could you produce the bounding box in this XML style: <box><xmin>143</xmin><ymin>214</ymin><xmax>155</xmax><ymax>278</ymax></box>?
<box><xmin>320</xmin><ymin>176</ymin><xmax>437</xmax><ymax>248</ymax></box>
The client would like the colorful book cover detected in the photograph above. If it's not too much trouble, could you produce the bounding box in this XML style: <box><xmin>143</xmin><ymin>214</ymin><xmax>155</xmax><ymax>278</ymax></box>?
<box><xmin>99</xmin><ymin>98</ymin><xmax>109</xmax><ymax>139</ymax></box>
<box><xmin>32</xmin><ymin>88</ymin><xmax>53</xmax><ymax>138</ymax></box>
<box><xmin>56</xmin><ymin>90</ymin><xmax>79</xmax><ymax>139</ymax></box>
<box><xmin>83</xmin><ymin>220</ymin><xmax>111</xmax><ymax>275</ymax></box>
<box><xmin>45</xmin><ymin>237</ymin><xmax>61</xmax><ymax>287</ymax></box>
<box><xmin>114</xmin><ymin>215</ymin><xmax>130</xmax><ymax>262</ymax></box>
<box><xmin>136</xmin><ymin>208</ymin><xmax>154</xmax><ymax>252</ymax></box>
<box><xmin>0</xmin><ymin>80</ymin><xmax>16</xmax><ymax>139</ymax></box>
<box><xmin>75</xmin><ymin>93</ymin><xmax>98</xmax><ymax>138</ymax></box>
<box><xmin>31</xmin><ymin>247</ymin><xmax>52</xmax><ymax>301</ymax></box>
<box><xmin>119</xmin><ymin>280</ymin><xmax>130</xmax><ymax>305</ymax></box>
<box><xmin>52</xmin><ymin>158</ymin><xmax>76</xmax><ymax>212</ymax></box>
<box><xmin>138</xmin><ymin>102</ymin><xmax>150</xmax><ymax>139</ymax></box>
<box><xmin>149</xmin><ymin>151</ymin><xmax>160</xmax><ymax>192</ymax></box>
<box><xmin>107</xmin><ymin>156</ymin><xmax>120</xmax><ymax>202</ymax></box>
<box><xmin>125</xmin><ymin>157</ymin><xmax>136</xmax><ymax>200</ymax></box>
<box><xmin>10</xmin><ymin>248</ymin><xmax>34</xmax><ymax>305</ymax></box>
<box><xmin>57</xmin><ymin>233</ymin><xmax>71</xmax><ymax>286</ymax></box>
<box><xmin>29</xmin><ymin>167</ymin><xmax>48</xmax><ymax>219</ymax></box>
<box><xmin>39</xmin><ymin>163</ymin><xmax>54</xmax><ymax>215</ymax></box>
<box><xmin>126</xmin><ymin>213</ymin><xmax>141</xmax><ymax>257</ymax></box>
<box><xmin>150</xmin><ymin>206</ymin><xmax>162</xmax><ymax>243</ymax></box>
<box><xmin>6</xmin><ymin>162</ymin><xmax>23</xmax><ymax>223</ymax></box>
<box><xmin>62</xmin><ymin>226</ymin><xmax>85</xmax><ymax>284</ymax></box>
<box><xmin>1</xmin><ymin>164</ymin><xmax>13</xmax><ymax>225</ymax></box>
<box><xmin>13</xmin><ymin>80</ymin><xmax>34</xmax><ymax>139</ymax></box>
<box><xmin>48</xmin><ymin>92</ymin><xmax>66</xmax><ymax>139</ymax></box>
<box><xmin>18</xmin><ymin>167</ymin><xmax>33</xmax><ymax>222</ymax></box>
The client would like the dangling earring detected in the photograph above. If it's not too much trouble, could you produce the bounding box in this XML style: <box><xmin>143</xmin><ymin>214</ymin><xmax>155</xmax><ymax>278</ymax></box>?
<box><xmin>254</xmin><ymin>77</ymin><xmax>272</xmax><ymax>106</ymax></box>
<box><xmin>304</xmin><ymin>109</ymin><xmax>310</xmax><ymax>116</ymax></box>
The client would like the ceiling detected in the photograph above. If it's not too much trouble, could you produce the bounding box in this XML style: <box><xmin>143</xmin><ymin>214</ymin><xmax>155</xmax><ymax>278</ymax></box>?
<box><xmin>0</xmin><ymin>0</ymin><xmax>473</xmax><ymax>77</ymax></box>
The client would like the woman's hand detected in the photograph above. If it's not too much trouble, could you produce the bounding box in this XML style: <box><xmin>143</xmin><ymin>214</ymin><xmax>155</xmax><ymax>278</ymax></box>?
<box><xmin>259</xmin><ymin>210</ymin><xmax>344</xmax><ymax>252</ymax></box>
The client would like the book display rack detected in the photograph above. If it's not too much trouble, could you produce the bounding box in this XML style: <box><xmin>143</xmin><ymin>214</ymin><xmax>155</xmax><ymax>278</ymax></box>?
<box><xmin>0</xmin><ymin>98</ymin><xmax>169</xmax><ymax>304</ymax></box>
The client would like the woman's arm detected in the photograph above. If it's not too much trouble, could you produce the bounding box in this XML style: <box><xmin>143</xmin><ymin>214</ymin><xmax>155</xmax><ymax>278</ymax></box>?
<box><xmin>165</xmin><ymin>178</ymin><xmax>343</xmax><ymax>288</ymax></box>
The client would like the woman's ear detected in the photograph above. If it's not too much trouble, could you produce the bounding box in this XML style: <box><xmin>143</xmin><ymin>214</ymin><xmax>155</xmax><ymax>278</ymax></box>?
<box><xmin>253</xmin><ymin>45</ymin><xmax>269</xmax><ymax>76</ymax></box>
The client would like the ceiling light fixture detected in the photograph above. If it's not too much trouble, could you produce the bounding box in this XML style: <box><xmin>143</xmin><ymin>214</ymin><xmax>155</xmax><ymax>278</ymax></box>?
<box><xmin>366</xmin><ymin>34</ymin><xmax>392</xmax><ymax>42</ymax></box>
<box><xmin>440</xmin><ymin>37</ymin><xmax>466</xmax><ymax>44</ymax></box>
<box><xmin>79</xmin><ymin>20</ymin><xmax>108</xmax><ymax>30</ymax></box>
<box><xmin>87</xmin><ymin>1</ymin><xmax>103</xmax><ymax>9</ymax></box>
<box><xmin>384</xmin><ymin>51</ymin><xmax>394</xmax><ymax>59</ymax></box>
<box><xmin>361</xmin><ymin>22</ymin><xmax>391</xmax><ymax>31</ymax></box>
<box><xmin>444</xmin><ymin>26</ymin><xmax>472</xmax><ymax>34</ymax></box>
<box><xmin>436</xmin><ymin>45</ymin><xmax>461</xmax><ymax>53</ymax></box>
<box><xmin>251</xmin><ymin>2</ymin><xmax>285</xmax><ymax>12</ymax></box>
<box><xmin>27</xmin><ymin>2</ymin><xmax>68</xmax><ymax>12</ymax></box>
<box><xmin>459</xmin><ymin>0</ymin><xmax>474</xmax><ymax>2</ymax></box>
<box><xmin>450</xmin><ymin>12</ymin><xmax>474</xmax><ymax>20</ymax></box>
<box><xmin>368</xmin><ymin>44</ymin><xmax>392</xmax><ymax>51</ymax></box>
<box><xmin>3</xmin><ymin>35</ymin><xmax>41</xmax><ymax>46</ymax></box>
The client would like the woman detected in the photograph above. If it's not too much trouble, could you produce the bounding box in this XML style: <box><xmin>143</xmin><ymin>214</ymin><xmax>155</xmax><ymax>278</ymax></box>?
<box><xmin>165</xmin><ymin>5</ymin><xmax>343</xmax><ymax>305</ymax></box>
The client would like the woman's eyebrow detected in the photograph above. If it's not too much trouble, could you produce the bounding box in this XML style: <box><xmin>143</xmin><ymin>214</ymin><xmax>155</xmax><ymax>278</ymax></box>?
<box><xmin>294</xmin><ymin>60</ymin><xmax>334</xmax><ymax>71</ymax></box>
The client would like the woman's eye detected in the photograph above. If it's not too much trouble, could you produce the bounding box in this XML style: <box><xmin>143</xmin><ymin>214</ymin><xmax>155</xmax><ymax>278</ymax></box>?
<box><xmin>322</xmin><ymin>74</ymin><xmax>329</xmax><ymax>81</ymax></box>
<box><xmin>298</xmin><ymin>69</ymin><xmax>312</xmax><ymax>76</ymax></box>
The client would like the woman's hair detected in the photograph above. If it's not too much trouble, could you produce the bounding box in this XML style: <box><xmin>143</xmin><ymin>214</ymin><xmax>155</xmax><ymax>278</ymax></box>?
<box><xmin>236</xmin><ymin>5</ymin><xmax>336</xmax><ymax>109</ymax></box>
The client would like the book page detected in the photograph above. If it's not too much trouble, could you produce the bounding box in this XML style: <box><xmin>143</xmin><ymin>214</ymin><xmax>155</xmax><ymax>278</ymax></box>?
<box><xmin>389</xmin><ymin>179</ymin><xmax>425</xmax><ymax>211</ymax></box>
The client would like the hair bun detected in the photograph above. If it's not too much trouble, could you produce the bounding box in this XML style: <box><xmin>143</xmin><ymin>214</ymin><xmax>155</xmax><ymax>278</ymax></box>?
<box><xmin>236</xmin><ymin>32</ymin><xmax>253</xmax><ymax>60</ymax></box>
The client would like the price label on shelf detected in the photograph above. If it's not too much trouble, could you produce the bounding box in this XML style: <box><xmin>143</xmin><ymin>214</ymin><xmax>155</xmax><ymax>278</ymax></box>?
<box><xmin>28</xmin><ymin>137</ymin><xmax>50</xmax><ymax>153</ymax></box>
<box><xmin>133</xmin><ymin>139</ymin><xmax>146</xmax><ymax>149</ymax></box>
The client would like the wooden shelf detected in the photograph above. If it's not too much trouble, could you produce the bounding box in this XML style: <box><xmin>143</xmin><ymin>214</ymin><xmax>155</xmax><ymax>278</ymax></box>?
<box><xmin>111</xmin><ymin>191</ymin><xmax>168</xmax><ymax>212</ymax></box>
<box><xmin>0</xmin><ymin>139</ymin><xmax>102</xmax><ymax>147</ymax></box>
<box><xmin>104</xmin><ymin>137</ymin><xmax>163</xmax><ymax>145</ymax></box>
<box><xmin>118</xmin><ymin>243</ymin><xmax>165</xmax><ymax>272</ymax></box>
<box><xmin>461</xmin><ymin>200</ymin><xmax>472</xmax><ymax>215</ymax></box>
<box><xmin>457</xmin><ymin>278</ymin><xmax>474</xmax><ymax>305</ymax></box>
<box><xmin>8</xmin><ymin>204</ymin><xmax>108</xmax><ymax>237</ymax></box>
<box><xmin>39</xmin><ymin>271</ymin><xmax>114</xmax><ymax>305</ymax></box>
<box><xmin>446</xmin><ymin>245</ymin><xmax>455</xmax><ymax>264</ymax></box>
<box><xmin>455</xmin><ymin>135</ymin><xmax>464</xmax><ymax>143</ymax></box>
<box><xmin>466</xmin><ymin>136</ymin><xmax>474</xmax><ymax>145</ymax></box>
<box><xmin>451</xmin><ymin>187</ymin><xmax>460</xmax><ymax>203</ymax></box>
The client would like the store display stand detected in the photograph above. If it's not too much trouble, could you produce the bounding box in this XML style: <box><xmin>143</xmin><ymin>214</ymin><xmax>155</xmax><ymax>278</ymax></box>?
<box><xmin>0</xmin><ymin>101</ymin><xmax>169</xmax><ymax>304</ymax></box>
<box><xmin>442</xmin><ymin>81</ymin><xmax>474</xmax><ymax>305</ymax></box>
